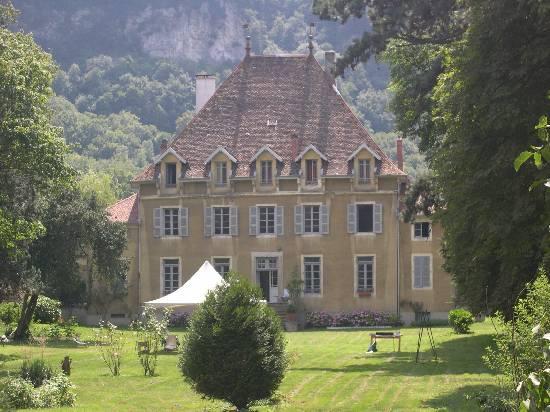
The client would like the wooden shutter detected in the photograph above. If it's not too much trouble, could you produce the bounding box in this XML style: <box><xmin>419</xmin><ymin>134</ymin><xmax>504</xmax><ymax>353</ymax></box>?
<box><xmin>204</xmin><ymin>207</ymin><xmax>212</xmax><ymax>237</ymax></box>
<box><xmin>153</xmin><ymin>208</ymin><xmax>162</xmax><ymax>238</ymax></box>
<box><xmin>347</xmin><ymin>204</ymin><xmax>356</xmax><ymax>234</ymax></box>
<box><xmin>374</xmin><ymin>203</ymin><xmax>383</xmax><ymax>233</ymax></box>
<box><xmin>249</xmin><ymin>206</ymin><xmax>258</xmax><ymax>235</ymax></box>
<box><xmin>230</xmin><ymin>207</ymin><xmax>239</xmax><ymax>236</ymax></box>
<box><xmin>294</xmin><ymin>205</ymin><xmax>303</xmax><ymax>235</ymax></box>
<box><xmin>414</xmin><ymin>256</ymin><xmax>430</xmax><ymax>288</ymax></box>
<box><xmin>276</xmin><ymin>206</ymin><xmax>284</xmax><ymax>236</ymax></box>
<box><xmin>413</xmin><ymin>256</ymin><xmax>421</xmax><ymax>288</ymax></box>
<box><xmin>422</xmin><ymin>256</ymin><xmax>431</xmax><ymax>287</ymax></box>
<box><xmin>179</xmin><ymin>208</ymin><xmax>188</xmax><ymax>237</ymax></box>
<box><xmin>320</xmin><ymin>205</ymin><xmax>329</xmax><ymax>234</ymax></box>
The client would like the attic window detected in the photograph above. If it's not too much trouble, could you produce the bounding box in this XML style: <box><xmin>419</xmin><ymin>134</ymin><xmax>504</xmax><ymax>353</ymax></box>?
<box><xmin>267</xmin><ymin>119</ymin><xmax>278</xmax><ymax>127</ymax></box>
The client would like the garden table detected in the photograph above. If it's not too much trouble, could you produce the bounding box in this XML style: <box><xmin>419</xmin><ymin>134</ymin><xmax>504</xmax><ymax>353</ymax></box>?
<box><xmin>369</xmin><ymin>332</ymin><xmax>402</xmax><ymax>352</ymax></box>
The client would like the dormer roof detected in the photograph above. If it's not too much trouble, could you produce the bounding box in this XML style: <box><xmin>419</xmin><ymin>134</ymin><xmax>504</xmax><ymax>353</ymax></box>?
<box><xmin>346</xmin><ymin>143</ymin><xmax>381</xmax><ymax>162</ymax></box>
<box><xmin>294</xmin><ymin>144</ymin><xmax>328</xmax><ymax>162</ymax></box>
<box><xmin>153</xmin><ymin>147</ymin><xmax>187</xmax><ymax>164</ymax></box>
<box><xmin>250</xmin><ymin>145</ymin><xmax>283</xmax><ymax>163</ymax></box>
<box><xmin>133</xmin><ymin>53</ymin><xmax>405</xmax><ymax>182</ymax></box>
<box><xmin>204</xmin><ymin>146</ymin><xmax>238</xmax><ymax>165</ymax></box>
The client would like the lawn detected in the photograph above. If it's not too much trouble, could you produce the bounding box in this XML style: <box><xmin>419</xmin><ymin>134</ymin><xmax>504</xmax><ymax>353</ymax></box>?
<box><xmin>0</xmin><ymin>321</ymin><xmax>499</xmax><ymax>411</ymax></box>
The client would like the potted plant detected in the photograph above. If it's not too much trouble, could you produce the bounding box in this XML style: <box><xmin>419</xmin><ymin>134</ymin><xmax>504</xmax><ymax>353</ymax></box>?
<box><xmin>357</xmin><ymin>289</ymin><xmax>373</xmax><ymax>297</ymax></box>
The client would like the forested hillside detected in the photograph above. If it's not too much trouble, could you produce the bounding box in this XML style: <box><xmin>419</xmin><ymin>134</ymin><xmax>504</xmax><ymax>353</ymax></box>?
<box><xmin>12</xmin><ymin>0</ymin><xmax>426</xmax><ymax>197</ymax></box>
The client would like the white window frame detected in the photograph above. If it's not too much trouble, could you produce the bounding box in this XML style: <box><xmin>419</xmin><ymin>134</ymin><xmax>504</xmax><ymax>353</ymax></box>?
<box><xmin>212</xmin><ymin>206</ymin><xmax>231</xmax><ymax>236</ymax></box>
<box><xmin>358</xmin><ymin>159</ymin><xmax>371</xmax><ymax>184</ymax></box>
<box><xmin>160</xmin><ymin>257</ymin><xmax>181</xmax><ymax>297</ymax></box>
<box><xmin>211</xmin><ymin>256</ymin><xmax>232</xmax><ymax>278</ymax></box>
<box><xmin>354</xmin><ymin>254</ymin><xmax>376</xmax><ymax>296</ymax></box>
<box><xmin>301</xmin><ymin>255</ymin><xmax>323</xmax><ymax>296</ymax></box>
<box><xmin>260</xmin><ymin>160</ymin><xmax>273</xmax><ymax>185</ymax></box>
<box><xmin>412</xmin><ymin>254</ymin><xmax>433</xmax><ymax>290</ymax></box>
<box><xmin>215</xmin><ymin>161</ymin><xmax>228</xmax><ymax>186</ymax></box>
<box><xmin>305</xmin><ymin>159</ymin><xmax>318</xmax><ymax>185</ymax></box>
<box><xmin>355</xmin><ymin>201</ymin><xmax>376</xmax><ymax>235</ymax></box>
<box><xmin>303</xmin><ymin>203</ymin><xmax>322</xmax><ymax>235</ymax></box>
<box><xmin>250</xmin><ymin>252</ymin><xmax>283</xmax><ymax>300</ymax></box>
<box><xmin>257</xmin><ymin>204</ymin><xmax>276</xmax><ymax>236</ymax></box>
<box><xmin>411</xmin><ymin>221</ymin><xmax>432</xmax><ymax>241</ymax></box>
<box><xmin>162</xmin><ymin>206</ymin><xmax>180</xmax><ymax>237</ymax></box>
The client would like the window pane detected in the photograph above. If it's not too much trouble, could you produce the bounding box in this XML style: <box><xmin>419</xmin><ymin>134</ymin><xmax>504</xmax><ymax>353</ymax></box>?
<box><xmin>261</xmin><ymin>161</ymin><xmax>272</xmax><ymax>184</ymax></box>
<box><xmin>304</xmin><ymin>257</ymin><xmax>321</xmax><ymax>294</ymax></box>
<box><xmin>304</xmin><ymin>205</ymin><xmax>320</xmax><ymax>233</ymax></box>
<box><xmin>214</xmin><ymin>207</ymin><xmax>230</xmax><ymax>234</ymax></box>
<box><xmin>306</xmin><ymin>159</ymin><xmax>317</xmax><ymax>184</ymax></box>
<box><xmin>357</xmin><ymin>256</ymin><xmax>374</xmax><ymax>291</ymax></box>
<box><xmin>259</xmin><ymin>206</ymin><xmax>275</xmax><ymax>234</ymax></box>
<box><xmin>166</xmin><ymin>163</ymin><xmax>177</xmax><ymax>186</ymax></box>
<box><xmin>414</xmin><ymin>256</ymin><xmax>431</xmax><ymax>288</ymax></box>
<box><xmin>357</xmin><ymin>204</ymin><xmax>374</xmax><ymax>232</ymax></box>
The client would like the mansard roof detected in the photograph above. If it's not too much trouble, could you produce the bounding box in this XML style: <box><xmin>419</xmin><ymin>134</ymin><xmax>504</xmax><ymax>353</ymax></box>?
<box><xmin>106</xmin><ymin>193</ymin><xmax>138</xmax><ymax>224</ymax></box>
<box><xmin>134</xmin><ymin>53</ymin><xmax>404</xmax><ymax>181</ymax></box>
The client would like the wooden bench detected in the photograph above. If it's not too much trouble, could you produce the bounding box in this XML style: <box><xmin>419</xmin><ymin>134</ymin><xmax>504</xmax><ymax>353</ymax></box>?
<box><xmin>370</xmin><ymin>332</ymin><xmax>402</xmax><ymax>352</ymax></box>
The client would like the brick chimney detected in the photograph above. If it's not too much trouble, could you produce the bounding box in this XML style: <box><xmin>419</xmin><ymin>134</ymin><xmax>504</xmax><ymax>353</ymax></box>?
<box><xmin>160</xmin><ymin>138</ymin><xmax>168</xmax><ymax>153</ymax></box>
<box><xmin>195</xmin><ymin>74</ymin><xmax>216</xmax><ymax>113</ymax></box>
<box><xmin>325</xmin><ymin>51</ymin><xmax>336</xmax><ymax>81</ymax></box>
<box><xmin>396</xmin><ymin>137</ymin><xmax>404</xmax><ymax>171</ymax></box>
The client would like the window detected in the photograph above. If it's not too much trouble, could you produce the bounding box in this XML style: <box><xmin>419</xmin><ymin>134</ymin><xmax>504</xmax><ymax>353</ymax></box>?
<box><xmin>258</xmin><ymin>206</ymin><xmax>275</xmax><ymax>234</ymax></box>
<box><xmin>356</xmin><ymin>256</ymin><xmax>374</xmax><ymax>292</ymax></box>
<box><xmin>165</xmin><ymin>163</ymin><xmax>177</xmax><ymax>187</ymax></box>
<box><xmin>413</xmin><ymin>255</ymin><xmax>432</xmax><ymax>289</ymax></box>
<box><xmin>213</xmin><ymin>257</ymin><xmax>231</xmax><ymax>279</ymax></box>
<box><xmin>414</xmin><ymin>222</ymin><xmax>431</xmax><ymax>240</ymax></box>
<box><xmin>303</xmin><ymin>256</ymin><xmax>321</xmax><ymax>294</ymax></box>
<box><xmin>163</xmin><ymin>208</ymin><xmax>179</xmax><ymax>236</ymax></box>
<box><xmin>305</xmin><ymin>159</ymin><xmax>318</xmax><ymax>185</ymax></box>
<box><xmin>357</xmin><ymin>204</ymin><xmax>374</xmax><ymax>232</ymax></box>
<box><xmin>260</xmin><ymin>160</ymin><xmax>273</xmax><ymax>185</ymax></box>
<box><xmin>358</xmin><ymin>159</ymin><xmax>370</xmax><ymax>184</ymax></box>
<box><xmin>304</xmin><ymin>205</ymin><xmax>320</xmax><ymax>233</ymax></box>
<box><xmin>213</xmin><ymin>207</ymin><xmax>230</xmax><ymax>235</ymax></box>
<box><xmin>215</xmin><ymin>161</ymin><xmax>227</xmax><ymax>185</ymax></box>
<box><xmin>162</xmin><ymin>258</ymin><xmax>179</xmax><ymax>295</ymax></box>
<box><xmin>256</xmin><ymin>257</ymin><xmax>278</xmax><ymax>287</ymax></box>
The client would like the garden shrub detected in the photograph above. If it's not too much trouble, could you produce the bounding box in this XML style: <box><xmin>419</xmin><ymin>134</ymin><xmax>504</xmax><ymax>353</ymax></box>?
<box><xmin>33</xmin><ymin>296</ymin><xmax>61</xmax><ymax>324</ymax></box>
<box><xmin>179</xmin><ymin>274</ymin><xmax>288</xmax><ymax>410</ymax></box>
<box><xmin>448</xmin><ymin>309</ymin><xmax>474</xmax><ymax>334</ymax></box>
<box><xmin>133</xmin><ymin>306</ymin><xmax>170</xmax><ymax>376</ymax></box>
<box><xmin>0</xmin><ymin>377</ymin><xmax>34</xmax><ymax>409</ymax></box>
<box><xmin>0</xmin><ymin>301</ymin><xmax>21</xmax><ymax>324</ymax></box>
<box><xmin>20</xmin><ymin>358</ymin><xmax>54</xmax><ymax>387</ymax></box>
<box><xmin>94</xmin><ymin>321</ymin><xmax>124</xmax><ymax>376</ymax></box>
<box><xmin>168</xmin><ymin>311</ymin><xmax>190</xmax><ymax>328</ymax></box>
<box><xmin>32</xmin><ymin>374</ymin><xmax>77</xmax><ymax>408</ymax></box>
<box><xmin>306</xmin><ymin>311</ymin><xmax>402</xmax><ymax>328</ymax></box>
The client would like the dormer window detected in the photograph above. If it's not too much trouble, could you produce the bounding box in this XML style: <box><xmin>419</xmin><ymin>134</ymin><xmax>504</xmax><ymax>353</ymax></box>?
<box><xmin>305</xmin><ymin>159</ymin><xmax>318</xmax><ymax>185</ymax></box>
<box><xmin>165</xmin><ymin>163</ymin><xmax>177</xmax><ymax>187</ymax></box>
<box><xmin>260</xmin><ymin>160</ymin><xmax>273</xmax><ymax>185</ymax></box>
<box><xmin>215</xmin><ymin>161</ymin><xmax>227</xmax><ymax>186</ymax></box>
<box><xmin>358</xmin><ymin>159</ymin><xmax>371</xmax><ymax>184</ymax></box>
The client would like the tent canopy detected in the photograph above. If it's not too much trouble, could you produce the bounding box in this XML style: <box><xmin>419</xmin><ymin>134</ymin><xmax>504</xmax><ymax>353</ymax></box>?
<box><xmin>145</xmin><ymin>260</ymin><xmax>226</xmax><ymax>307</ymax></box>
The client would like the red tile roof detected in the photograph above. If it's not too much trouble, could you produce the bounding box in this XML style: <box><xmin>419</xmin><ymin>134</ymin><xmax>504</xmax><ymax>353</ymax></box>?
<box><xmin>106</xmin><ymin>193</ymin><xmax>138</xmax><ymax>224</ymax></box>
<box><xmin>133</xmin><ymin>53</ymin><xmax>404</xmax><ymax>181</ymax></box>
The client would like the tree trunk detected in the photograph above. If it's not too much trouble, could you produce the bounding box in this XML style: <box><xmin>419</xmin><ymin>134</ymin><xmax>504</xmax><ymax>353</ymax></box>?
<box><xmin>12</xmin><ymin>293</ymin><xmax>38</xmax><ymax>341</ymax></box>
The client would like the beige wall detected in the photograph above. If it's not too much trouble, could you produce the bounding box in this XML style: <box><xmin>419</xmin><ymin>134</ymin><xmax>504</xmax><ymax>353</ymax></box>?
<box><xmin>111</xmin><ymin>167</ymin><xmax>453</xmax><ymax>322</ymax></box>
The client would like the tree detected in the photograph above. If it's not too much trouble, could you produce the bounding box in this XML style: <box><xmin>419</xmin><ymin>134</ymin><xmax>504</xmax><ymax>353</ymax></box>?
<box><xmin>11</xmin><ymin>187</ymin><xmax>128</xmax><ymax>339</ymax></box>
<box><xmin>315</xmin><ymin>0</ymin><xmax>550</xmax><ymax>316</ymax></box>
<box><xmin>179</xmin><ymin>274</ymin><xmax>287</xmax><ymax>410</ymax></box>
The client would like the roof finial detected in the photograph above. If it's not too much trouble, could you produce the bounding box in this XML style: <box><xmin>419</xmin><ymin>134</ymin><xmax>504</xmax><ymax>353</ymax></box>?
<box><xmin>243</xmin><ymin>23</ymin><xmax>251</xmax><ymax>57</ymax></box>
<box><xmin>307</xmin><ymin>23</ymin><xmax>315</xmax><ymax>55</ymax></box>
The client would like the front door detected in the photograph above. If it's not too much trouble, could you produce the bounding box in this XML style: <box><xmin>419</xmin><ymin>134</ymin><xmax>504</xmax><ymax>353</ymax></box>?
<box><xmin>259</xmin><ymin>271</ymin><xmax>271</xmax><ymax>301</ymax></box>
<box><xmin>255</xmin><ymin>256</ymin><xmax>279</xmax><ymax>302</ymax></box>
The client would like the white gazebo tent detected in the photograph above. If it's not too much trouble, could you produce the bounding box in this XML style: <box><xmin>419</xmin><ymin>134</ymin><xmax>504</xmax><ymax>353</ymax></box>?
<box><xmin>145</xmin><ymin>260</ymin><xmax>226</xmax><ymax>308</ymax></box>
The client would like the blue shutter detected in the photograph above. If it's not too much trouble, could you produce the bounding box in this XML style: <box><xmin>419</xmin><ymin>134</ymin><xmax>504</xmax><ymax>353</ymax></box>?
<box><xmin>294</xmin><ymin>205</ymin><xmax>303</xmax><ymax>235</ymax></box>
<box><xmin>230</xmin><ymin>207</ymin><xmax>239</xmax><ymax>236</ymax></box>
<box><xmin>276</xmin><ymin>206</ymin><xmax>284</xmax><ymax>236</ymax></box>
<box><xmin>154</xmin><ymin>208</ymin><xmax>161</xmax><ymax>238</ymax></box>
<box><xmin>249</xmin><ymin>206</ymin><xmax>258</xmax><ymax>235</ymax></box>
<box><xmin>320</xmin><ymin>205</ymin><xmax>329</xmax><ymax>234</ymax></box>
<box><xmin>374</xmin><ymin>203</ymin><xmax>383</xmax><ymax>233</ymax></box>
<box><xmin>204</xmin><ymin>207</ymin><xmax>212</xmax><ymax>237</ymax></box>
<box><xmin>347</xmin><ymin>204</ymin><xmax>356</xmax><ymax>234</ymax></box>
<box><xmin>179</xmin><ymin>208</ymin><xmax>188</xmax><ymax>237</ymax></box>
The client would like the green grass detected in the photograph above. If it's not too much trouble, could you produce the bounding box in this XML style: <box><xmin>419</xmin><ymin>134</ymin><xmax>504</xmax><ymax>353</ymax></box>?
<box><xmin>0</xmin><ymin>321</ymin><xmax>499</xmax><ymax>411</ymax></box>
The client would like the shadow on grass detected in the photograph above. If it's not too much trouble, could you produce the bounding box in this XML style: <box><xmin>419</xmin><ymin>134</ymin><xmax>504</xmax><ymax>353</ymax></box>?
<box><xmin>422</xmin><ymin>384</ymin><xmax>503</xmax><ymax>410</ymax></box>
<box><xmin>290</xmin><ymin>333</ymin><xmax>495</xmax><ymax>377</ymax></box>
<box><xmin>0</xmin><ymin>353</ymin><xmax>21</xmax><ymax>363</ymax></box>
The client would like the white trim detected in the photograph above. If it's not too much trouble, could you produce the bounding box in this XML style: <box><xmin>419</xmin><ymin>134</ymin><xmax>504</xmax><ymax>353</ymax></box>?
<box><xmin>411</xmin><ymin>253</ymin><xmax>433</xmax><ymax>290</ymax></box>
<box><xmin>255</xmin><ymin>203</ymin><xmax>277</xmax><ymax>236</ymax></box>
<box><xmin>411</xmin><ymin>221</ymin><xmax>432</xmax><ymax>241</ymax></box>
<box><xmin>346</xmin><ymin>143</ymin><xmax>381</xmax><ymax>161</ymax></box>
<box><xmin>250</xmin><ymin>145</ymin><xmax>283</xmax><ymax>162</ymax></box>
<box><xmin>159</xmin><ymin>206</ymin><xmax>181</xmax><ymax>238</ymax></box>
<box><xmin>301</xmin><ymin>203</ymin><xmax>322</xmax><ymax>235</ymax></box>
<box><xmin>159</xmin><ymin>256</ymin><xmax>181</xmax><ymax>297</ymax></box>
<box><xmin>353</xmin><ymin>201</ymin><xmax>376</xmax><ymax>235</ymax></box>
<box><xmin>294</xmin><ymin>144</ymin><xmax>328</xmax><ymax>162</ymax></box>
<box><xmin>204</xmin><ymin>146</ymin><xmax>238</xmax><ymax>165</ymax></box>
<box><xmin>301</xmin><ymin>254</ymin><xmax>323</xmax><ymax>297</ymax></box>
<box><xmin>154</xmin><ymin>147</ymin><xmax>187</xmax><ymax>164</ymax></box>
<box><xmin>251</xmin><ymin>252</ymin><xmax>283</xmax><ymax>302</ymax></box>
<box><xmin>353</xmin><ymin>254</ymin><xmax>376</xmax><ymax>297</ymax></box>
<box><xmin>210</xmin><ymin>205</ymin><xmax>232</xmax><ymax>237</ymax></box>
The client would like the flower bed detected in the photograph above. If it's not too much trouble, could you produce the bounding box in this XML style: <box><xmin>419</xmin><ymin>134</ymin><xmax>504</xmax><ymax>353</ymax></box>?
<box><xmin>306</xmin><ymin>311</ymin><xmax>402</xmax><ymax>328</ymax></box>
<box><xmin>168</xmin><ymin>312</ymin><xmax>190</xmax><ymax>328</ymax></box>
